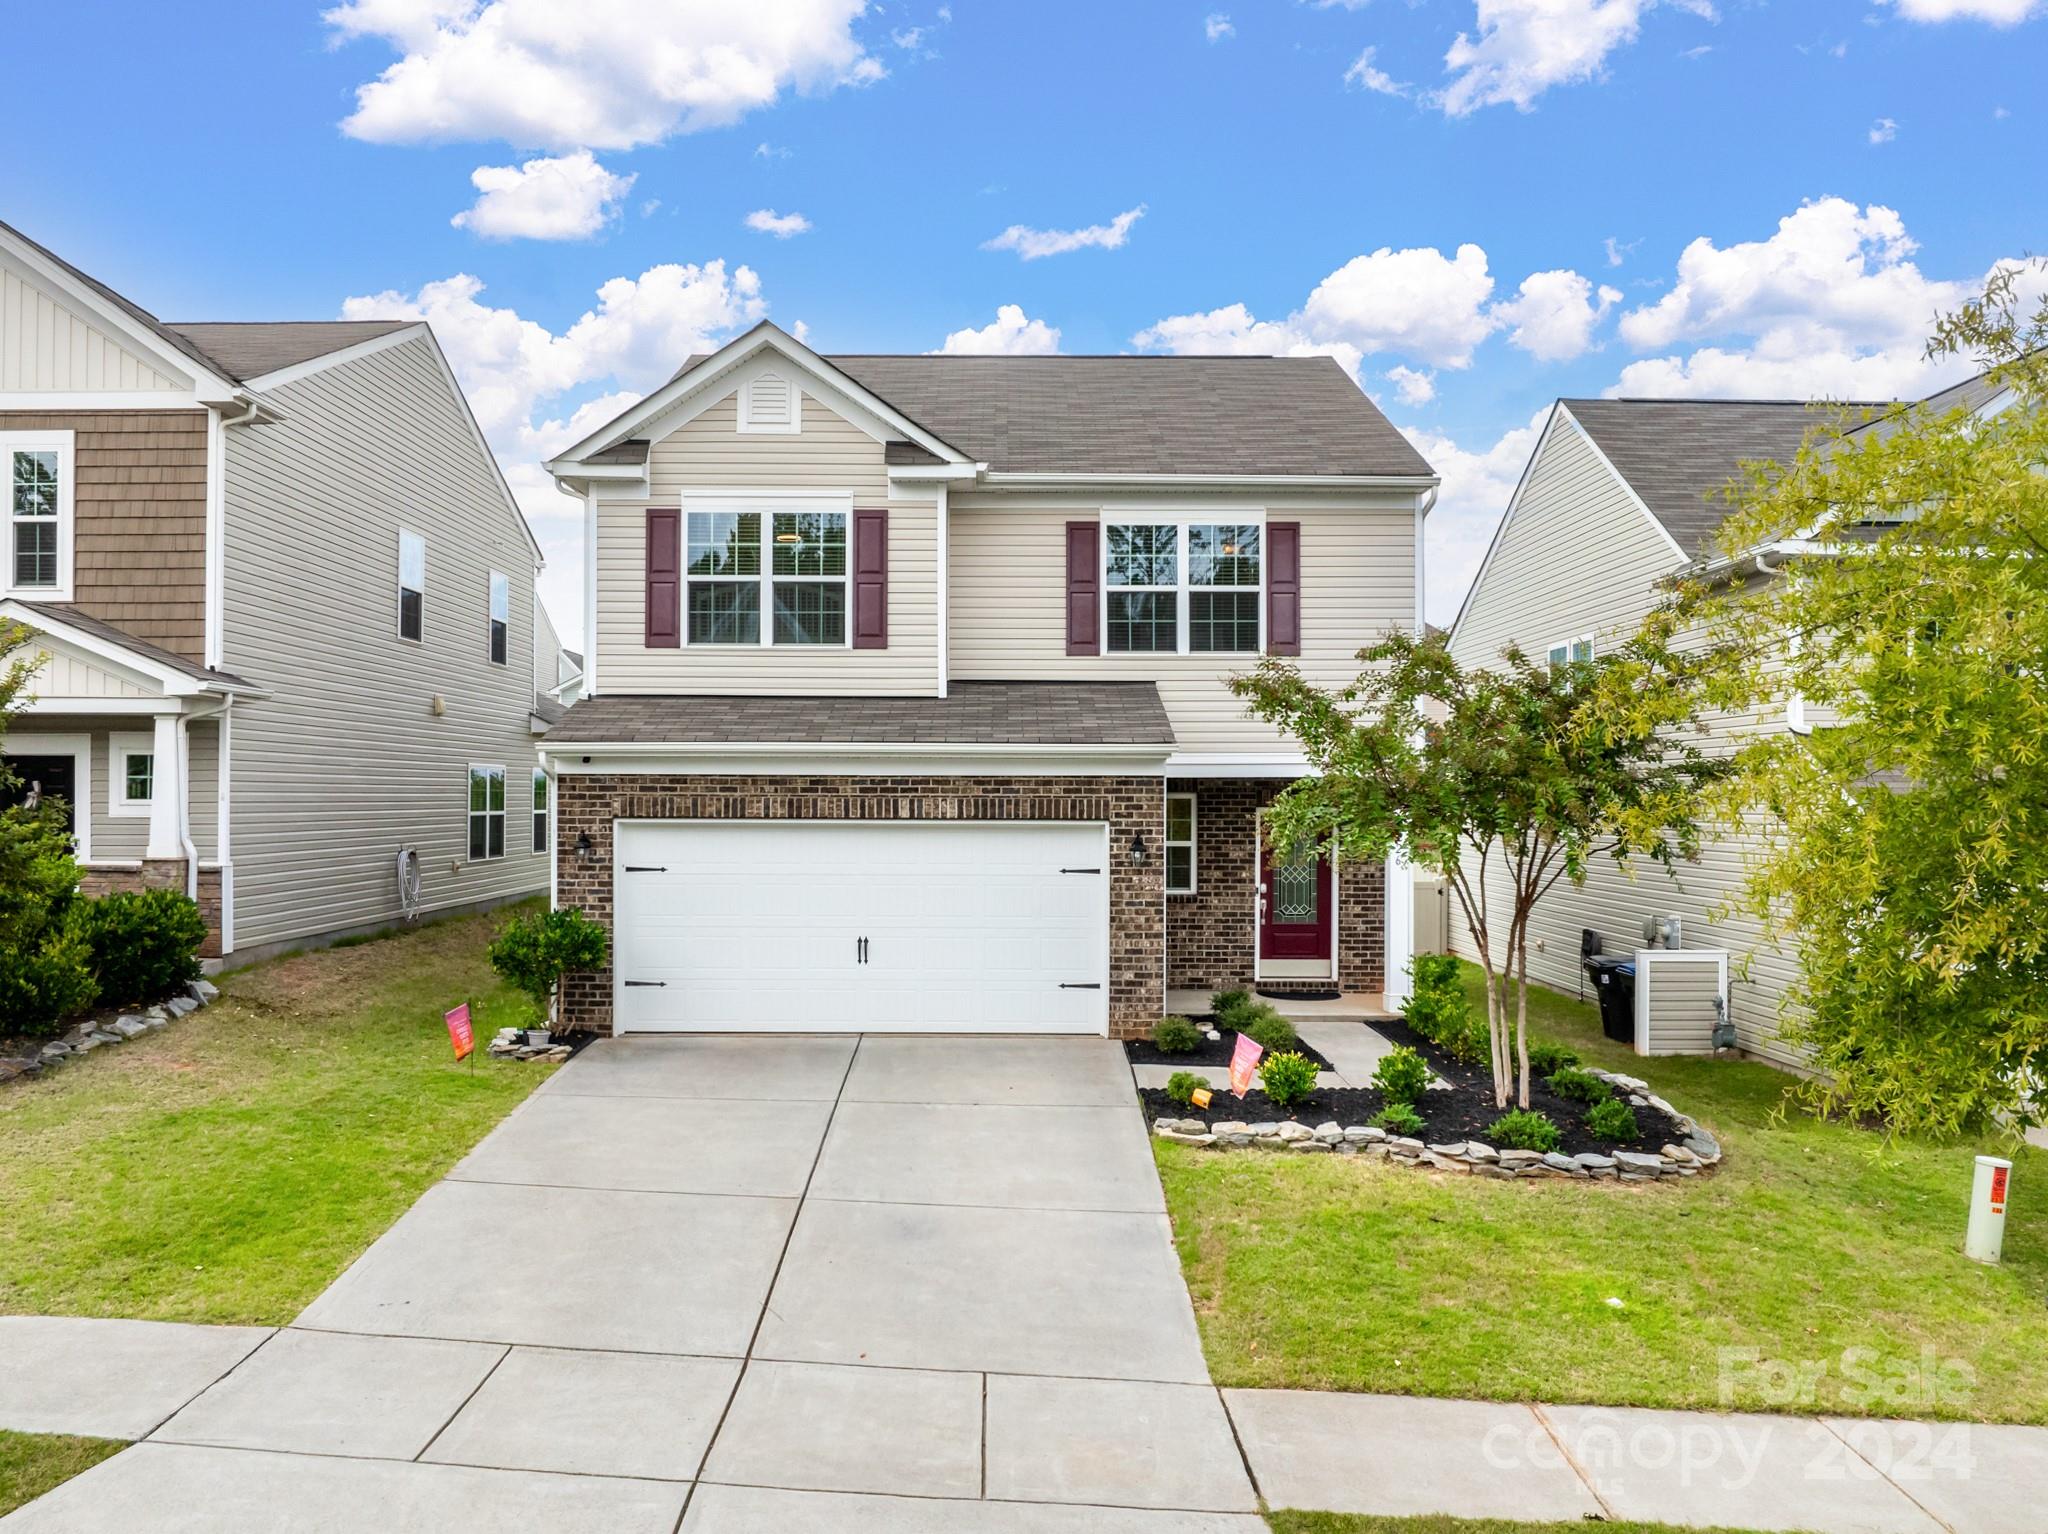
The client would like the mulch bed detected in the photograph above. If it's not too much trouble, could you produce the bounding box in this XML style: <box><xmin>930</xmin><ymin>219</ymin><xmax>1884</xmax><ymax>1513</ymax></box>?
<box><xmin>1123</xmin><ymin>1029</ymin><xmax>1334</xmax><ymax>1072</ymax></box>
<box><xmin>1133</xmin><ymin>1012</ymin><xmax>1691</xmax><ymax>1158</ymax></box>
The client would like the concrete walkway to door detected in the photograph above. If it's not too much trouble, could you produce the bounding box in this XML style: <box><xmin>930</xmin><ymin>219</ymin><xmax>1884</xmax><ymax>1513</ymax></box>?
<box><xmin>2</xmin><ymin>1035</ymin><xmax>1265</xmax><ymax>1532</ymax></box>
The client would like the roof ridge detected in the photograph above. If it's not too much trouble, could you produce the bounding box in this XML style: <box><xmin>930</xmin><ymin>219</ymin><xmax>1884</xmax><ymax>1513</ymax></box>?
<box><xmin>1569</xmin><ymin>396</ymin><xmax>1895</xmax><ymax>407</ymax></box>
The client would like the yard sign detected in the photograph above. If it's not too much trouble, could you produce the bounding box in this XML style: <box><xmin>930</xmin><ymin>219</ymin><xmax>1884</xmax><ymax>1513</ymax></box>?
<box><xmin>444</xmin><ymin>1003</ymin><xmax>474</xmax><ymax>1062</ymax></box>
<box><xmin>1228</xmin><ymin>1033</ymin><xmax>1263</xmax><ymax>1098</ymax></box>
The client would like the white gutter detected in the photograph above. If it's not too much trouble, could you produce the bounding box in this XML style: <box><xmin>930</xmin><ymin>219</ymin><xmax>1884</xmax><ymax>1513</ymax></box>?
<box><xmin>979</xmin><ymin>471</ymin><xmax>1442</xmax><ymax>491</ymax></box>
<box><xmin>543</xmin><ymin>740</ymin><xmax>1175</xmax><ymax>760</ymax></box>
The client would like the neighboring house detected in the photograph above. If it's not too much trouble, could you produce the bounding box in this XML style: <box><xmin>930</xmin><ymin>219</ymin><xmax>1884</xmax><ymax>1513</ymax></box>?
<box><xmin>1444</xmin><ymin>377</ymin><xmax>2007</xmax><ymax>1063</ymax></box>
<box><xmin>0</xmin><ymin>221</ymin><xmax>547</xmax><ymax>964</ymax></box>
<box><xmin>540</xmin><ymin>322</ymin><xmax>1438</xmax><ymax>1037</ymax></box>
<box><xmin>534</xmin><ymin>598</ymin><xmax>586</xmax><ymax>708</ymax></box>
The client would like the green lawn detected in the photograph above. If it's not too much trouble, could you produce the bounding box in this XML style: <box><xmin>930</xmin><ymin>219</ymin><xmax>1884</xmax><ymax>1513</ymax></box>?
<box><xmin>1266</xmin><ymin>1517</ymin><xmax>1781</xmax><ymax>1534</ymax></box>
<box><xmin>0</xmin><ymin>1433</ymin><xmax>123</xmax><ymax>1517</ymax></box>
<box><xmin>1160</xmin><ymin>961</ymin><xmax>2048</xmax><ymax>1422</ymax></box>
<box><xmin>0</xmin><ymin>906</ymin><xmax>552</xmax><ymax>1324</ymax></box>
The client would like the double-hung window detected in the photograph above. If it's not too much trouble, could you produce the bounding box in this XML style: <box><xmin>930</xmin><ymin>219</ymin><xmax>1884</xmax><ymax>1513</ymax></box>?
<box><xmin>1105</xmin><ymin>521</ymin><xmax>1262</xmax><ymax>654</ymax></box>
<box><xmin>487</xmin><ymin>570</ymin><xmax>509</xmax><ymax>663</ymax></box>
<box><xmin>398</xmin><ymin>530</ymin><xmax>426</xmax><ymax>642</ymax></box>
<box><xmin>5</xmin><ymin>432</ymin><xmax>73</xmax><ymax>599</ymax></box>
<box><xmin>1547</xmin><ymin>635</ymin><xmax>1593</xmax><ymax>667</ymax></box>
<box><xmin>685</xmin><ymin>505</ymin><xmax>848</xmax><ymax>646</ymax></box>
<box><xmin>531</xmin><ymin>768</ymin><xmax>549</xmax><ymax>854</ymax></box>
<box><xmin>468</xmin><ymin>764</ymin><xmax>505</xmax><ymax>860</ymax></box>
<box><xmin>1165</xmin><ymin>792</ymin><xmax>1196</xmax><ymax>894</ymax></box>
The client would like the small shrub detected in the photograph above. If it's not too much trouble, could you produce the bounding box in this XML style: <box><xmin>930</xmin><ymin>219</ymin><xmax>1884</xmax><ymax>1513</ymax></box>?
<box><xmin>1209</xmin><ymin>988</ymin><xmax>1254</xmax><ymax>1028</ymax></box>
<box><xmin>69</xmin><ymin>888</ymin><xmax>206</xmax><ymax>1006</ymax></box>
<box><xmin>489</xmin><ymin>907</ymin><xmax>611</xmax><ymax>1027</ymax></box>
<box><xmin>1257</xmin><ymin>1050</ymin><xmax>1319</xmax><ymax>1109</ymax></box>
<box><xmin>1372</xmin><ymin>1102</ymin><xmax>1426</xmax><ymax>1137</ymax></box>
<box><xmin>1586</xmin><ymin>1098</ymin><xmax>1640</xmax><ymax>1143</ymax></box>
<box><xmin>1488</xmin><ymin>1108</ymin><xmax>1563</xmax><ymax>1153</ymax></box>
<box><xmin>1165</xmin><ymin>1070</ymin><xmax>1207</xmax><ymax>1106</ymax></box>
<box><xmin>0</xmin><ymin>929</ymin><xmax>98</xmax><ymax>1039</ymax></box>
<box><xmin>1441</xmin><ymin>1017</ymin><xmax>1492</xmax><ymax>1067</ymax></box>
<box><xmin>1152</xmin><ymin>1015</ymin><xmax>1202</xmax><ymax>1054</ymax></box>
<box><xmin>1242</xmin><ymin>1006</ymin><xmax>1300</xmax><ymax>1054</ymax></box>
<box><xmin>1409</xmin><ymin>953</ymin><xmax>1463</xmax><ymax>994</ymax></box>
<box><xmin>1527</xmin><ymin>1041</ymin><xmax>1581</xmax><ymax>1077</ymax></box>
<box><xmin>1370</xmin><ymin>1045</ymin><xmax>1430</xmax><ymax>1106</ymax></box>
<box><xmin>1549</xmin><ymin>1067</ymin><xmax>1614</xmax><ymax>1106</ymax></box>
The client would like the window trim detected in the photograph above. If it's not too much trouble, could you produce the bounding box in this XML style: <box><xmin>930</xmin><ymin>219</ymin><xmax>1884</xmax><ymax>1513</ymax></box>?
<box><xmin>1547</xmin><ymin>633</ymin><xmax>1594</xmax><ymax>667</ymax></box>
<box><xmin>2</xmin><ymin>733</ymin><xmax>91</xmax><ymax>859</ymax></box>
<box><xmin>680</xmin><ymin>492</ymin><xmax>853</xmax><ymax>650</ymax></box>
<box><xmin>1100</xmin><ymin>511</ymin><xmax>1267</xmax><ymax>657</ymax></box>
<box><xmin>1165</xmin><ymin>791</ymin><xmax>1197</xmax><ymax>895</ymax></box>
<box><xmin>531</xmin><ymin>767</ymin><xmax>549</xmax><ymax>855</ymax></box>
<box><xmin>398</xmin><ymin>528</ymin><xmax>426</xmax><ymax>643</ymax></box>
<box><xmin>107</xmin><ymin>731</ymin><xmax>156</xmax><ymax>819</ymax></box>
<box><xmin>3</xmin><ymin>430</ymin><xmax>76</xmax><ymax>601</ymax></box>
<box><xmin>487</xmin><ymin>569</ymin><xmax>509</xmax><ymax>665</ymax></box>
<box><xmin>467</xmin><ymin>762</ymin><xmax>506</xmax><ymax>862</ymax></box>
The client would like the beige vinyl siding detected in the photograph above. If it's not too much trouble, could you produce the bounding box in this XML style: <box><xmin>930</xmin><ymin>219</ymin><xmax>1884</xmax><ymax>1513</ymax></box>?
<box><xmin>222</xmin><ymin>334</ymin><xmax>545</xmax><ymax>950</ymax></box>
<box><xmin>596</xmin><ymin>390</ymin><xmax>937</xmax><ymax>694</ymax></box>
<box><xmin>0</xmin><ymin>266</ymin><xmax>187</xmax><ymax>393</ymax></box>
<box><xmin>946</xmin><ymin>497</ymin><xmax>1416</xmax><ymax>751</ymax></box>
<box><xmin>1444</xmin><ymin>413</ymin><xmax>1804</xmax><ymax>1065</ymax></box>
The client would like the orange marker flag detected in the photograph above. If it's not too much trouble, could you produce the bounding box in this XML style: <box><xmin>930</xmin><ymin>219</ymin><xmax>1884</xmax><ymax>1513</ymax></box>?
<box><xmin>444</xmin><ymin>1003</ymin><xmax>475</xmax><ymax>1063</ymax></box>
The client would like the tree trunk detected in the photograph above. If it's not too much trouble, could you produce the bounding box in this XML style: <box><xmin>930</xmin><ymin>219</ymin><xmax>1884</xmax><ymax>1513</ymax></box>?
<box><xmin>1515</xmin><ymin>931</ymin><xmax>1532</xmax><ymax>1110</ymax></box>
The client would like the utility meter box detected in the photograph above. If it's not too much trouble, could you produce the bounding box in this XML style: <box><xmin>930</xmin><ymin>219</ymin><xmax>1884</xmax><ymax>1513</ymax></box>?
<box><xmin>1633</xmin><ymin>948</ymin><xmax>1730</xmax><ymax>1056</ymax></box>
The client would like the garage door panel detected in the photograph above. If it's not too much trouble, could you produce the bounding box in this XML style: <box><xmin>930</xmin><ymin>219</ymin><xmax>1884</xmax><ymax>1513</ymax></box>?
<box><xmin>613</xmin><ymin>822</ymin><xmax>1109</xmax><ymax>1035</ymax></box>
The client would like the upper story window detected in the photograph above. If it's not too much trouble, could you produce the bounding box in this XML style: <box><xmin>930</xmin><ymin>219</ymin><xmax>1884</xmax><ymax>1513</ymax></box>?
<box><xmin>739</xmin><ymin>371</ymin><xmax>800</xmax><ymax>434</ymax></box>
<box><xmin>1105</xmin><ymin>521</ymin><xmax>1262</xmax><ymax>655</ymax></box>
<box><xmin>1547</xmin><ymin>635</ymin><xmax>1593</xmax><ymax>667</ymax></box>
<box><xmin>5</xmin><ymin>431</ymin><xmax>74</xmax><ymax>599</ymax></box>
<box><xmin>398</xmin><ymin>529</ymin><xmax>426</xmax><ymax>642</ymax></box>
<box><xmin>685</xmin><ymin>508</ymin><xmax>848</xmax><ymax>646</ymax></box>
<box><xmin>488</xmin><ymin>570</ymin><xmax>509</xmax><ymax>664</ymax></box>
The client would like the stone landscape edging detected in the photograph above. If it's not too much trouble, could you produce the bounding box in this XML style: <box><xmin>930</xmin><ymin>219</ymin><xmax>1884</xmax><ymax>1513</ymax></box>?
<box><xmin>0</xmin><ymin>979</ymin><xmax>220</xmax><ymax>1085</ymax></box>
<box><xmin>1151</xmin><ymin>1066</ymin><xmax>1723</xmax><ymax>1182</ymax></box>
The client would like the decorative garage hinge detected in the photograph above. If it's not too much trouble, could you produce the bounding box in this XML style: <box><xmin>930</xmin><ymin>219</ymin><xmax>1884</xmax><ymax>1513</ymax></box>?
<box><xmin>1058</xmin><ymin>867</ymin><xmax>1102</xmax><ymax>874</ymax></box>
<box><xmin>623</xmin><ymin>865</ymin><xmax>668</xmax><ymax>873</ymax></box>
<box><xmin>622</xmin><ymin>980</ymin><xmax>667</xmax><ymax>987</ymax></box>
<box><xmin>1059</xmin><ymin>982</ymin><xmax>1102</xmax><ymax>990</ymax></box>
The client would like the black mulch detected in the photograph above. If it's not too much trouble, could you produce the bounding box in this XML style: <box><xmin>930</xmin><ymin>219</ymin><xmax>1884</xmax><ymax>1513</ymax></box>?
<box><xmin>1136</xmin><ymin>1013</ymin><xmax>1690</xmax><ymax>1157</ymax></box>
<box><xmin>1123</xmin><ymin>1029</ymin><xmax>1334</xmax><ymax>1072</ymax></box>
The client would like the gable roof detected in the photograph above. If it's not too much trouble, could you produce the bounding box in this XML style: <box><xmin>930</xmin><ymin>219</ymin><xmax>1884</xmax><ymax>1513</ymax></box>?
<box><xmin>6</xmin><ymin>601</ymin><xmax>254</xmax><ymax>692</ymax></box>
<box><xmin>164</xmin><ymin>321</ymin><xmax>411</xmax><ymax>383</ymax></box>
<box><xmin>1561</xmin><ymin>398</ymin><xmax>1880</xmax><ymax>557</ymax></box>
<box><xmin>560</xmin><ymin>322</ymin><xmax>1436</xmax><ymax>483</ymax></box>
<box><xmin>825</xmin><ymin>355</ymin><xmax>1433</xmax><ymax>478</ymax></box>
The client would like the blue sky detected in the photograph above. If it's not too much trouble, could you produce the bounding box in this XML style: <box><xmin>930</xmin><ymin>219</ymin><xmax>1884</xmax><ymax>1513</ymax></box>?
<box><xmin>4</xmin><ymin>0</ymin><xmax>2042</xmax><ymax>634</ymax></box>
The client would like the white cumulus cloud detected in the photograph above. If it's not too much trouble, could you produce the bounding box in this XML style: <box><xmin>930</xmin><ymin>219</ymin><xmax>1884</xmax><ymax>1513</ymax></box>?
<box><xmin>450</xmin><ymin>150</ymin><xmax>634</xmax><ymax>240</ymax></box>
<box><xmin>324</xmin><ymin>0</ymin><xmax>883</xmax><ymax>151</ymax></box>
<box><xmin>1205</xmin><ymin>13</ymin><xmax>1235</xmax><ymax>41</ymax></box>
<box><xmin>745</xmin><ymin>208</ymin><xmax>813</xmax><ymax>238</ymax></box>
<box><xmin>1869</xmin><ymin>116</ymin><xmax>1898</xmax><ymax>143</ymax></box>
<box><xmin>1344</xmin><ymin>46</ymin><xmax>1409</xmax><ymax>95</ymax></box>
<box><xmin>1886</xmin><ymin>0</ymin><xmax>2042</xmax><ymax>19</ymax></box>
<box><xmin>1491</xmin><ymin>269</ymin><xmax>1621</xmax><ymax>361</ymax></box>
<box><xmin>934</xmin><ymin>305</ymin><xmax>1062</xmax><ymax>355</ymax></box>
<box><xmin>1385</xmin><ymin>365</ymin><xmax>1437</xmax><ymax>405</ymax></box>
<box><xmin>983</xmin><ymin>206</ymin><xmax>1146</xmax><ymax>260</ymax></box>
<box><xmin>1434</xmin><ymin>0</ymin><xmax>1712</xmax><ymax>116</ymax></box>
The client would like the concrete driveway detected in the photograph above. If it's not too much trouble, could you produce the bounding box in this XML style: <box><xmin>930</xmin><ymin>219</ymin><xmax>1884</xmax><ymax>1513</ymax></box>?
<box><xmin>6</xmin><ymin>1036</ymin><xmax>1262</xmax><ymax>1532</ymax></box>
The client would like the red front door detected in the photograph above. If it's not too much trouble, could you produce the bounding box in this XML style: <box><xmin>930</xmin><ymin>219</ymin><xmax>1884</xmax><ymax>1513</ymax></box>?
<box><xmin>1258</xmin><ymin>839</ymin><xmax>1333</xmax><ymax>963</ymax></box>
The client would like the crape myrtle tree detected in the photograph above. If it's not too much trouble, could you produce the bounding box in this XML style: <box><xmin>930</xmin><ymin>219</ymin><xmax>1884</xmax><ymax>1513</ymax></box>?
<box><xmin>1232</xmin><ymin>627</ymin><xmax>1723</xmax><ymax>1110</ymax></box>
<box><xmin>1670</xmin><ymin>268</ymin><xmax>2048</xmax><ymax>1138</ymax></box>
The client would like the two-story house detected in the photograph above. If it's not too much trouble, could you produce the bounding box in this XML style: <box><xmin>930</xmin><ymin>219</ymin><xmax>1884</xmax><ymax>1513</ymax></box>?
<box><xmin>540</xmin><ymin>322</ymin><xmax>1438</xmax><ymax>1037</ymax></box>
<box><xmin>0</xmin><ymin>220</ymin><xmax>550</xmax><ymax>963</ymax></box>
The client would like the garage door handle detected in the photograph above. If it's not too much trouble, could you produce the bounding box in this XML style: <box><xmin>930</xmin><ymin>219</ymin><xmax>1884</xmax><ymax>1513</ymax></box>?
<box><xmin>1059</xmin><ymin>867</ymin><xmax>1101</xmax><ymax>875</ymax></box>
<box><xmin>1059</xmin><ymin>982</ymin><xmax>1102</xmax><ymax>990</ymax></box>
<box><xmin>623</xmin><ymin>980</ymin><xmax>667</xmax><ymax>988</ymax></box>
<box><xmin>624</xmin><ymin>865</ymin><xmax>667</xmax><ymax>873</ymax></box>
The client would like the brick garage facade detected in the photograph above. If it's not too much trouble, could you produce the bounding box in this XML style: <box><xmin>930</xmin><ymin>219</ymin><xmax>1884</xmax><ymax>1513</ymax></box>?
<box><xmin>1164</xmin><ymin>777</ymin><xmax>1384</xmax><ymax>998</ymax></box>
<box><xmin>554</xmin><ymin>773</ymin><xmax>1167</xmax><ymax>1039</ymax></box>
<box><xmin>78</xmin><ymin>860</ymin><xmax>225</xmax><ymax>959</ymax></box>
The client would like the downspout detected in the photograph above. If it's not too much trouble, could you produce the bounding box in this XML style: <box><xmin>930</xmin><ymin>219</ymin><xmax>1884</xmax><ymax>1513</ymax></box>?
<box><xmin>1415</xmin><ymin>487</ymin><xmax>1439</xmax><ymax>638</ymax></box>
<box><xmin>177</xmin><ymin>695</ymin><xmax>233</xmax><ymax>902</ymax></box>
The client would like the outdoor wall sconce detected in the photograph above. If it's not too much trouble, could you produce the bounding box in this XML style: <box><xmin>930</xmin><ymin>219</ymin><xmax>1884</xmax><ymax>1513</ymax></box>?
<box><xmin>1128</xmin><ymin>831</ymin><xmax>1148</xmax><ymax>864</ymax></box>
<box><xmin>575</xmin><ymin>832</ymin><xmax>594</xmax><ymax>861</ymax></box>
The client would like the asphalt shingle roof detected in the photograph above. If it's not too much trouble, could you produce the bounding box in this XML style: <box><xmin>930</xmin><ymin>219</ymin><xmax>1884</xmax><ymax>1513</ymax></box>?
<box><xmin>1563</xmin><ymin>398</ymin><xmax>1881</xmax><ymax>557</ymax></box>
<box><xmin>826</xmin><ymin>354</ymin><xmax>1434</xmax><ymax>479</ymax></box>
<box><xmin>164</xmin><ymin>322</ymin><xmax>411</xmax><ymax>382</ymax></box>
<box><xmin>544</xmin><ymin>681</ymin><xmax>1175</xmax><ymax>747</ymax></box>
<box><xmin>13</xmin><ymin>602</ymin><xmax>250</xmax><ymax>688</ymax></box>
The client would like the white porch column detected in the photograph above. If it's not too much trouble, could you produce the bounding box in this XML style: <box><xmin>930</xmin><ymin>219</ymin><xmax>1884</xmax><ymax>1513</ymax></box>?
<box><xmin>145</xmin><ymin>711</ymin><xmax>184</xmax><ymax>861</ymax></box>
<box><xmin>1382</xmin><ymin>850</ymin><xmax>1414</xmax><ymax>1011</ymax></box>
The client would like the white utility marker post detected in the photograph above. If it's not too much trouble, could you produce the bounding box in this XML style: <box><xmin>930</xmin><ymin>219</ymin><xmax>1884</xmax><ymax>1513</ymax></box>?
<box><xmin>1965</xmin><ymin>1155</ymin><xmax>2011</xmax><ymax>1264</ymax></box>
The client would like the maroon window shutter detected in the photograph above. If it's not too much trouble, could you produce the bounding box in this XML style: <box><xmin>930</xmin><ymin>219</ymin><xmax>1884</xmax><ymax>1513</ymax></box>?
<box><xmin>1065</xmin><ymin>521</ymin><xmax>1099</xmax><ymax>656</ymax></box>
<box><xmin>852</xmin><ymin>509</ymin><xmax>888</xmax><ymax>649</ymax></box>
<box><xmin>645</xmin><ymin>509</ymin><xmax>681</xmax><ymax>648</ymax></box>
<box><xmin>1266</xmin><ymin>521</ymin><xmax>1301</xmax><ymax>656</ymax></box>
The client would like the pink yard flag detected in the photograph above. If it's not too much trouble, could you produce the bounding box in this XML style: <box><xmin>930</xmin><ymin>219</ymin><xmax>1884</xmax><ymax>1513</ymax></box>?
<box><xmin>1228</xmin><ymin>1032</ymin><xmax>1264</xmax><ymax>1098</ymax></box>
<box><xmin>444</xmin><ymin>1003</ymin><xmax>474</xmax><ymax>1062</ymax></box>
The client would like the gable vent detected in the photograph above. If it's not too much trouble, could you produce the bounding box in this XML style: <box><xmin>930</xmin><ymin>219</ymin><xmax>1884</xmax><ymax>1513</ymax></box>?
<box><xmin>742</xmin><ymin>372</ymin><xmax>796</xmax><ymax>432</ymax></box>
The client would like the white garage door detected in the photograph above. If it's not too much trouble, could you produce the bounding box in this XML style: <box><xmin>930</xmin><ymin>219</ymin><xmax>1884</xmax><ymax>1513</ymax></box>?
<box><xmin>612</xmin><ymin>821</ymin><xmax>1110</xmax><ymax>1034</ymax></box>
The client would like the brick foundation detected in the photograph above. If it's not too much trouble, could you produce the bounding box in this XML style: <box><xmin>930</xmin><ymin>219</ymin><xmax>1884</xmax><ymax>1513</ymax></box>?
<box><xmin>554</xmin><ymin>774</ymin><xmax>1167</xmax><ymax>1039</ymax></box>
<box><xmin>77</xmin><ymin>860</ymin><xmax>226</xmax><ymax>959</ymax></box>
<box><xmin>1164</xmin><ymin>778</ymin><xmax>1384</xmax><ymax>998</ymax></box>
